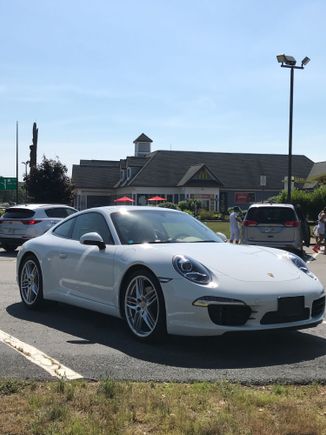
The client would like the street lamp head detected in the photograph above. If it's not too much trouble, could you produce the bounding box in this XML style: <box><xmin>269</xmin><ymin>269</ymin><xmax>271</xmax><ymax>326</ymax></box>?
<box><xmin>276</xmin><ymin>54</ymin><xmax>297</xmax><ymax>66</ymax></box>
<box><xmin>301</xmin><ymin>56</ymin><xmax>310</xmax><ymax>66</ymax></box>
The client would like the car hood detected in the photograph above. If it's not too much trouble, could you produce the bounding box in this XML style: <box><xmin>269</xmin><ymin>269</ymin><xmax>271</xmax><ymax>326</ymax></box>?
<box><xmin>138</xmin><ymin>242</ymin><xmax>301</xmax><ymax>282</ymax></box>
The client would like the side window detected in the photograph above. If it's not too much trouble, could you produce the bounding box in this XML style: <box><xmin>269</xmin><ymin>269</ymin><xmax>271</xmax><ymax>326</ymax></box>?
<box><xmin>66</xmin><ymin>208</ymin><xmax>77</xmax><ymax>216</ymax></box>
<box><xmin>52</xmin><ymin>217</ymin><xmax>76</xmax><ymax>239</ymax></box>
<box><xmin>71</xmin><ymin>212</ymin><xmax>113</xmax><ymax>244</ymax></box>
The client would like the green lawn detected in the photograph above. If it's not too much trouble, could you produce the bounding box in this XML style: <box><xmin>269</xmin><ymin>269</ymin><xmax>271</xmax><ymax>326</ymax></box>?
<box><xmin>1</xmin><ymin>380</ymin><xmax>326</xmax><ymax>434</ymax></box>
<box><xmin>204</xmin><ymin>220</ymin><xmax>230</xmax><ymax>238</ymax></box>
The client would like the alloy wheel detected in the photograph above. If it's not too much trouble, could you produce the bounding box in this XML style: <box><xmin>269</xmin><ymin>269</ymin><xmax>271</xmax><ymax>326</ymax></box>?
<box><xmin>124</xmin><ymin>274</ymin><xmax>160</xmax><ymax>338</ymax></box>
<box><xmin>20</xmin><ymin>259</ymin><xmax>40</xmax><ymax>305</ymax></box>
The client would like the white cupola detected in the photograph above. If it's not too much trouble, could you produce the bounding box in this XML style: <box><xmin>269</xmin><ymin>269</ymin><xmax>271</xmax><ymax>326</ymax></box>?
<box><xmin>133</xmin><ymin>133</ymin><xmax>153</xmax><ymax>157</ymax></box>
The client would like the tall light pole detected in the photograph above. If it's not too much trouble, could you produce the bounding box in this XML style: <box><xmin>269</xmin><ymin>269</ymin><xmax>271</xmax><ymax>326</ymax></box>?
<box><xmin>276</xmin><ymin>54</ymin><xmax>310</xmax><ymax>202</ymax></box>
<box><xmin>15</xmin><ymin>121</ymin><xmax>19</xmax><ymax>204</ymax></box>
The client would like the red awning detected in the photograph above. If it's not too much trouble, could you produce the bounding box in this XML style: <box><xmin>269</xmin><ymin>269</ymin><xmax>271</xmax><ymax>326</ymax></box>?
<box><xmin>114</xmin><ymin>196</ymin><xmax>134</xmax><ymax>203</ymax></box>
<box><xmin>147</xmin><ymin>196</ymin><xmax>166</xmax><ymax>201</ymax></box>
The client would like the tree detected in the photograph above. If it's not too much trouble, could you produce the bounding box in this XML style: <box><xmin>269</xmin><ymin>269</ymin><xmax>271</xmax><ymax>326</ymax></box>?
<box><xmin>25</xmin><ymin>156</ymin><xmax>74</xmax><ymax>204</ymax></box>
<box><xmin>29</xmin><ymin>122</ymin><xmax>38</xmax><ymax>169</ymax></box>
<box><xmin>0</xmin><ymin>183</ymin><xmax>25</xmax><ymax>204</ymax></box>
<box><xmin>272</xmin><ymin>186</ymin><xmax>326</xmax><ymax>220</ymax></box>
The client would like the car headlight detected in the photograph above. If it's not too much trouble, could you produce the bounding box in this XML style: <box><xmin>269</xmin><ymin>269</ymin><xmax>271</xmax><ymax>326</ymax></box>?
<box><xmin>173</xmin><ymin>255</ymin><xmax>213</xmax><ymax>285</ymax></box>
<box><xmin>287</xmin><ymin>253</ymin><xmax>316</xmax><ymax>279</ymax></box>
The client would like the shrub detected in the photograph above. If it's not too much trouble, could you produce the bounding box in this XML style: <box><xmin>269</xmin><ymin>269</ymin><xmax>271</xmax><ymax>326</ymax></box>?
<box><xmin>177</xmin><ymin>200</ymin><xmax>189</xmax><ymax>211</ymax></box>
<box><xmin>157</xmin><ymin>202</ymin><xmax>178</xmax><ymax>209</ymax></box>
<box><xmin>273</xmin><ymin>186</ymin><xmax>326</xmax><ymax>220</ymax></box>
<box><xmin>198</xmin><ymin>209</ymin><xmax>217</xmax><ymax>220</ymax></box>
<box><xmin>177</xmin><ymin>199</ymin><xmax>201</xmax><ymax>213</ymax></box>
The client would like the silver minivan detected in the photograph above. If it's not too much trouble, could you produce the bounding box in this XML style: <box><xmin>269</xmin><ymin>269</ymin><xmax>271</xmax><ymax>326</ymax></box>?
<box><xmin>241</xmin><ymin>203</ymin><xmax>310</xmax><ymax>255</ymax></box>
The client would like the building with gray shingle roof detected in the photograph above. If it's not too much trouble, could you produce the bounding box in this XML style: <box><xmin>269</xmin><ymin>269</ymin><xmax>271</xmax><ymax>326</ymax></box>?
<box><xmin>72</xmin><ymin>134</ymin><xmax>315</xmax><ymax>211</ymax></box>
<box><xmin>303</xmin><ymin>161</ymin><xmax>326</xmax><ymax>189</ymax></box>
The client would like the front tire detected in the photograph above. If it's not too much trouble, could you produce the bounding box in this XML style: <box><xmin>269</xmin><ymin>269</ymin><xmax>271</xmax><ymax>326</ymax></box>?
<box><xmin>122</xmin><ymin>268</ymin><xmax>166</xmax><ymax>342</ymax></box>
<box><xmin>19</xmin><ymin>255</ymin><xmax>44</xmax><ymax>309</ymax></box>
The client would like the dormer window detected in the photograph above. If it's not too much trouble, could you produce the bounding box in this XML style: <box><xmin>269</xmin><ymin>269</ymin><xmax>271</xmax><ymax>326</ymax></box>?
<box><xmin>127</xmin><ymin>167</ymin><xmax>132</xmax><ymax>179</ymax></box>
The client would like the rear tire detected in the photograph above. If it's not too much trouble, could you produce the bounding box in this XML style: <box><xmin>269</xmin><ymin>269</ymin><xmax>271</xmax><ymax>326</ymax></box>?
<box><xmin>19</xmin><ymin>255</ymin><xmax>44</xmax><ymax>309</ymax></box>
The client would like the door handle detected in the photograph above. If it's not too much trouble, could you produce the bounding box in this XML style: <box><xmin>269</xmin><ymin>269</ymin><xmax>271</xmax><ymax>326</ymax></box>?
<box><xmin>59</xmin><ymin>253</ymin><xmax>67</xmax><ymax>259</ymax></box>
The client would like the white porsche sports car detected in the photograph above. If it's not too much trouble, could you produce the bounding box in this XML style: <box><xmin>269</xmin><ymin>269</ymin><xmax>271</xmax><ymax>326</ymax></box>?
<box><xmin>17</xmin><ymin>206</ymin><xmax>325</xmax><ymax>342</ymax></box>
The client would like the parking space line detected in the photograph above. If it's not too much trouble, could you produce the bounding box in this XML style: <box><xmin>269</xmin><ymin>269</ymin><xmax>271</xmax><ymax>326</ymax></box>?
<box><xmin>0</xmin><ymin>329</ymin><xmax>83</xmax><ymax>380</ymax></box>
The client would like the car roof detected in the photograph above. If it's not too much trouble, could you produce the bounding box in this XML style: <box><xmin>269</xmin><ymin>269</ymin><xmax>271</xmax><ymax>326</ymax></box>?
<box><xmin>248</xmin><ymin>203</ymin><xmax>295</xmax><ymax>209</ymax></box>
<box><xmin>6</xmin><ymin>204</ymin><xmax>76</xmax><ymax>211</ymax></box>
<box><xmin>82</xmin><ymin>205</ymin><xmax>180</xmax><ymax>214</ymax></box>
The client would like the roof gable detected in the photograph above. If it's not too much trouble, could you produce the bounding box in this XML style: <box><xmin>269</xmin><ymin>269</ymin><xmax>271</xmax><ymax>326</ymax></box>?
<box><xmin>304</xmin><ymin>161</ymin><xmax>326</xmax><ymax>188</ymax></box>
<box><xmin>177</xmin><ymin>164</ymin><xmax>223</xmax><ymax>187</ymax></box>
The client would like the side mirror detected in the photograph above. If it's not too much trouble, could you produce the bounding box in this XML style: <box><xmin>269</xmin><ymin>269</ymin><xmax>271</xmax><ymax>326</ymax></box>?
<box><xmin>216</xmin><ymin>232</ymin><xmax>228</xmax><ymax>242</ymax></box>
<box><xmin>80</xmin><ymin>232</ymin><xmax>106</xmax><ymax>250</ymax></box>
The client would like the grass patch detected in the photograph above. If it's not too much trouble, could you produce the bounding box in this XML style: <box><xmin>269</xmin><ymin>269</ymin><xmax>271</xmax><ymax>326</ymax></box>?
<box><xmin>205</xmin><ymin>221</ymin><xmax>230</xmax><ymax>238</ymax></box>
<box><xmin>0</xmin><ymin>380</ymin><xmax>325</xmax><ymax>434</ymax></box>
<box><xmin>0</xmin><ymin>379</ymin><xmax>26</xmax><ymax>395</ymax></box>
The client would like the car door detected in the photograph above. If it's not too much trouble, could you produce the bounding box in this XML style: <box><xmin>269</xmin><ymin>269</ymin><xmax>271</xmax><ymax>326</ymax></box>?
<box><xmin>51</xmin><ymin>212</ymin><xmax>117</xmax><ymax>309</ymax></box>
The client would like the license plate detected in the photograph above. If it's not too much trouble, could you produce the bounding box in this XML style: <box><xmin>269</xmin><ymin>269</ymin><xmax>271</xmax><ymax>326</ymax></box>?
<box><xmin>278</xmin><ymin>296</ymin><xmax>304</xmax><ymax>316</ymax></box>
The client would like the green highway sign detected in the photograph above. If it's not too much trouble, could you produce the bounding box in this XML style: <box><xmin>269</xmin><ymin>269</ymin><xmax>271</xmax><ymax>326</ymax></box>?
<box><xmin>0</xmin><ymin>177</ymin><xmax>17</xmax><ymax>190</ymax></box>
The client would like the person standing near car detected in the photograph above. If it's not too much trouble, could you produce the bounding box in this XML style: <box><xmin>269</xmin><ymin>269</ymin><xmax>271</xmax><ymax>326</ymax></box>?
<box><xmin>229</xmin><ymin>206</ymin><xmax>242</xmax><ymax>244</ymax></box>
<box><xmin>313</xmin><ymin>207</ymin><xmax>326</xmax><ymax>253</ymax></box>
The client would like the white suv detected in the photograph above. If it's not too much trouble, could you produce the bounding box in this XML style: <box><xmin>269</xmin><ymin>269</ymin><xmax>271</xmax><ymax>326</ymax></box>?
<box><xmin>241</xmin><ymin>203</ymin><xmax>310</xmax><ymax>255</ymax></box>
<box><xmin>0</xmin><ymin>204</ymin><xmax>77</xmax><ymax>252</ymax></box>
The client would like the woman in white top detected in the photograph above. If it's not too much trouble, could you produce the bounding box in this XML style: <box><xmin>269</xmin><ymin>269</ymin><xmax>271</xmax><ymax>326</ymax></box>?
<box><xmin>313</xmin><ymin>207</ymin><xmax>326</xmax><ymax>253</ymax></box>
<box><xmin>229</xmin><ymin>206</ymin><xmax>242</xmax><ymax>244</ymax></box>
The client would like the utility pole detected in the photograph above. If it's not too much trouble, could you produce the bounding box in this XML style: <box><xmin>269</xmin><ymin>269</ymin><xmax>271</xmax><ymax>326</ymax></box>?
<box><xmin>15</xmin><ymin>121</ymin><xmax>19</xmax><ymax>204</ymax></box>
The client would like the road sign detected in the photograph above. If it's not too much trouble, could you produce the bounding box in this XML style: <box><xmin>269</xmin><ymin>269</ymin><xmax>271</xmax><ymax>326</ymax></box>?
<box><xmin>0</xmin><ymin>177</ymin><xmax>17</xmax><ymax>190</ymax></box>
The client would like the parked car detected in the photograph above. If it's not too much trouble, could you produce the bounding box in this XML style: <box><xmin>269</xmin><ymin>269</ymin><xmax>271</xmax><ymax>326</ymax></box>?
<box><xmin>0</xmin><ymin>204</ymin><xmax>77</xmax><ymax>252</ymax></box>
<box><xmin>17</xmin><ymin>206</ymin><xmax>324</xmax><ymax>342</ymax></box>
<box><xmin>241</xmin><ymin>203</ymin><xmax>310</xmax><ymax>255</ymax></box>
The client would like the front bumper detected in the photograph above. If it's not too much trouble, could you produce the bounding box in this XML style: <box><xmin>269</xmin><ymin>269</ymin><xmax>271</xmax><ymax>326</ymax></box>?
<box><xmin>162</xmin><ymin>278</ymin><xmax>325</xmax><ymax>336</ymax></box>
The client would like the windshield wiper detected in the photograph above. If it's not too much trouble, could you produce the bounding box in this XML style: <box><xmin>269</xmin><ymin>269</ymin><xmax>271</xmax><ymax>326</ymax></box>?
<box><xmin>192</xmin><ymin>240</ymin><xmax>218</xmax><ymax>243</ymax></box>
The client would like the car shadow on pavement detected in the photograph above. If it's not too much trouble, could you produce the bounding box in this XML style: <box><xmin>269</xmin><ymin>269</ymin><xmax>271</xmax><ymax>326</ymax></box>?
<box><xmin>303</xmin><ymin>252</ymin><xmax>316</xmax><ymax>263</ymax></box>
<box><xmin>6</xmin><ymin>301</ymin><xmax>326</xmax><ymax>371</ymax></box>
<box><xmin>0</xmin><ymin>250</ymin><xmax>18</xmax><ymax>258</ymax></box>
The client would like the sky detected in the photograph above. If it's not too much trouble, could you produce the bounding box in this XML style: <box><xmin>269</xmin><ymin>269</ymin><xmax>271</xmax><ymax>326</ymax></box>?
<box><xmin>0</xmin><ymin>0</ymin><xmax>325</xmax><ymax>180</ymax></box>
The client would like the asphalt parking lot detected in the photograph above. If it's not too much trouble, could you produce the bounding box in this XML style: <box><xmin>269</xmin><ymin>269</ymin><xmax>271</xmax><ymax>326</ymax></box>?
<box><xmin>0</xmin><ymin>245</ymin><xmax>325</xmax><ymax>383</ymax></box>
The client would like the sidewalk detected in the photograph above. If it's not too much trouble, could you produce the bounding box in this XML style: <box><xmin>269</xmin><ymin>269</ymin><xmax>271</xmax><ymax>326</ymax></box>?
<box><xmin>305</xmin><ymin>237</ymin><xmax>326</xmax><ymax>257</ymax></box>
<box><xmin>304</xmin><ymin>243</ymin><xmax>326</xmax><ymax>288</ymax></box>
<box><xmin>307</xmin><ymin>245</ymin><xmax>326</xmax><ymax>256</ymax></box>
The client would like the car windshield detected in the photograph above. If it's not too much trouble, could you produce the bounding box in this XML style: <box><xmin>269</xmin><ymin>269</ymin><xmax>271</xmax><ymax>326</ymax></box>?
<box><xmin>111</xmin><ymin>209</ymin><xmax>223</xmax><ymax>245</ymax></box>
<box><xmin>246</xmin><ymin>207</ymin><xmax>296</xmax><ymax>224</ymax></box>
